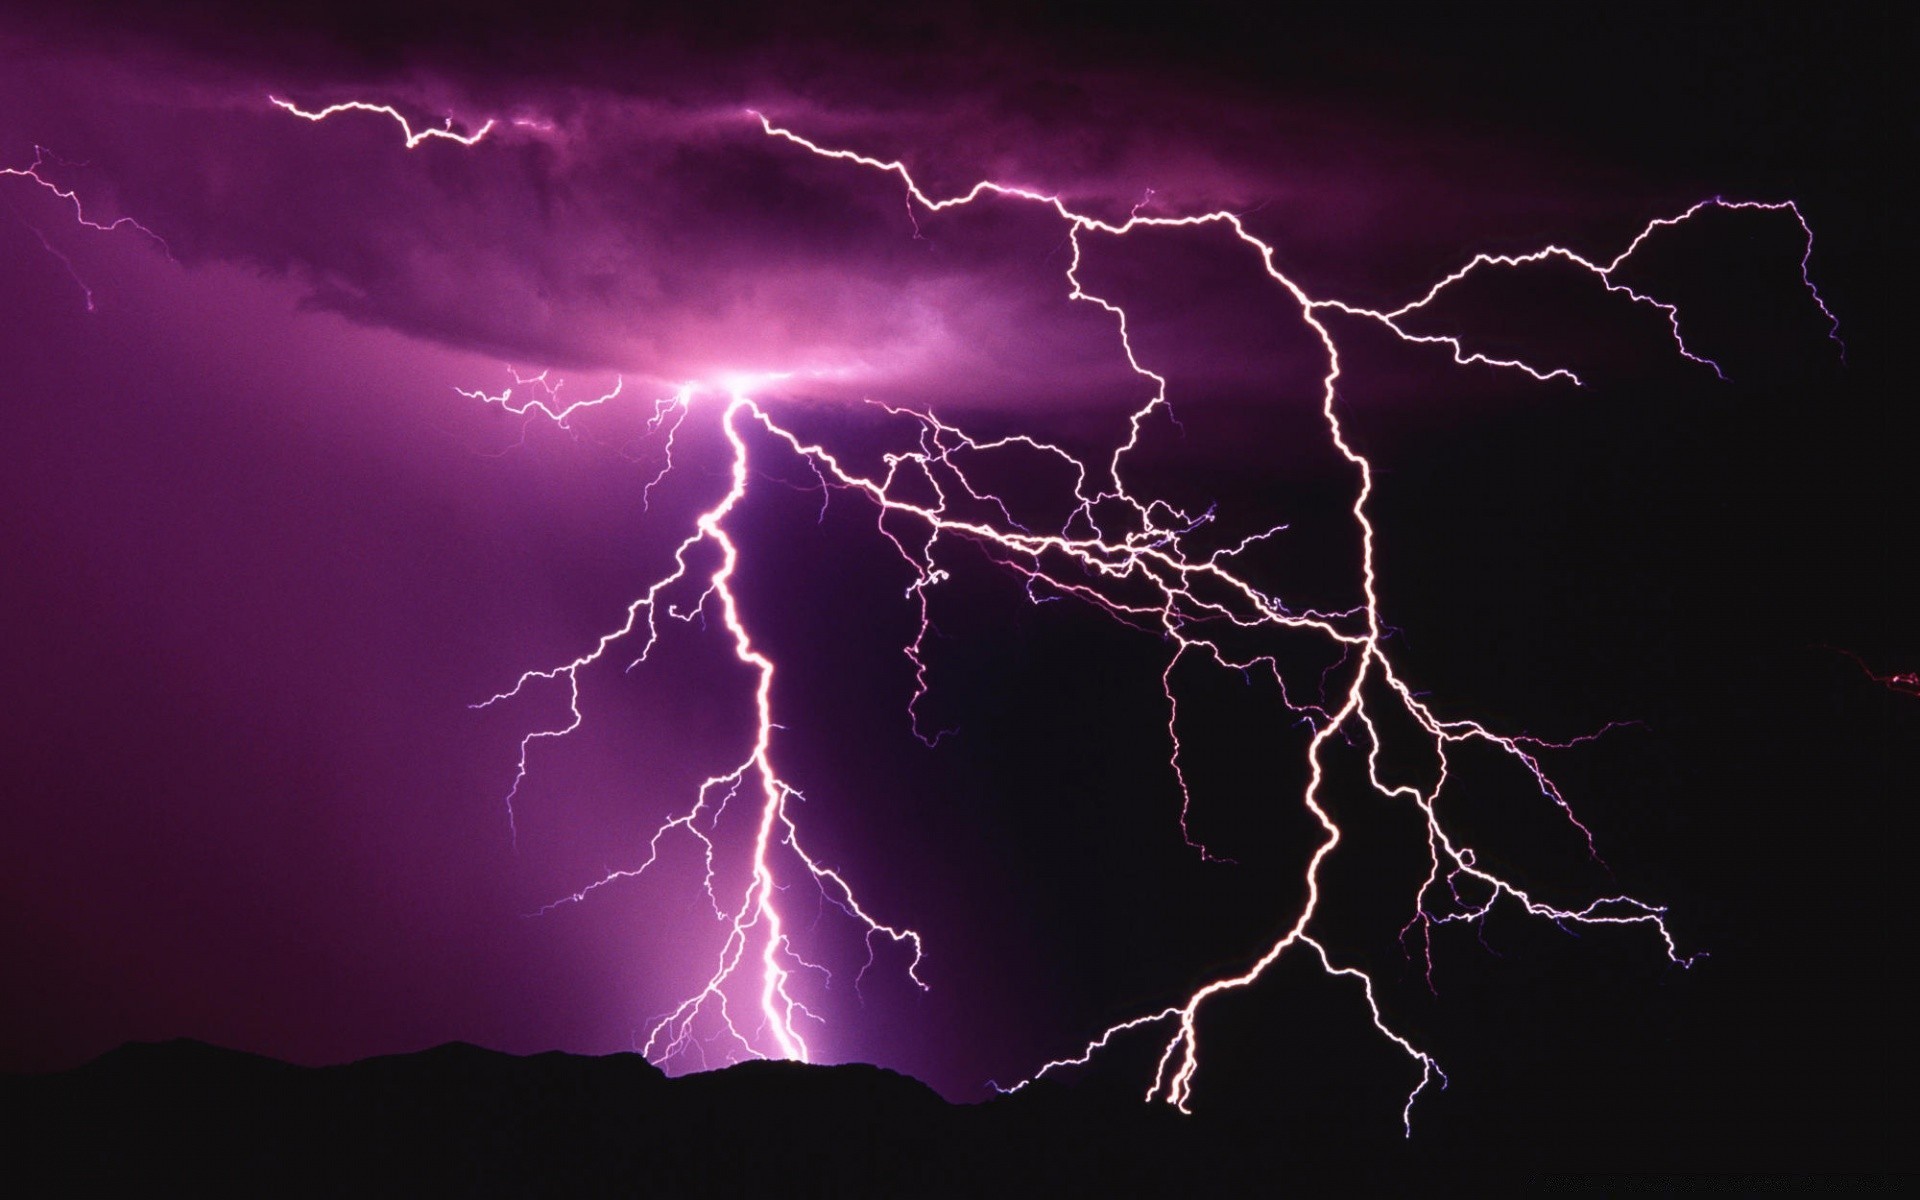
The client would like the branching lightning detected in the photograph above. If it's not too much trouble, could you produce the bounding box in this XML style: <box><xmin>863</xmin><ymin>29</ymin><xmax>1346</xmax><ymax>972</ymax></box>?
<box><xmin>742</xmin><ymin>115</ymin><xmax>1837</xmax><ymax>1129</ymax></box>
<box><xmin>263</xmin><ymin>96</ymin><xmax>1841</xmax><ymax>1126</ymax></box>
<box><xmin>471</xmin><ymin>381</ymin><xmax>930</xmax><ymax>1068</ymax></box>
<box><xmin>3</xmin><ymin>145</ymin><xmax>171</xmax><ymax>309</ymax></box>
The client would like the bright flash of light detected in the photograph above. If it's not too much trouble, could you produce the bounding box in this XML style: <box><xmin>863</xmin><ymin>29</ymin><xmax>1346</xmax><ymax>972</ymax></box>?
<box><xmin>278</xmin><ymin>97</ymin><xmax>1841</xmax><ymax>1130</ymax></box>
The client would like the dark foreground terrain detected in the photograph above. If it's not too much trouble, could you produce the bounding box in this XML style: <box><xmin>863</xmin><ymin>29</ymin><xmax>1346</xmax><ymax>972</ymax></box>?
<box><xmin>5</xmin><ymin>1040</ymin><xmax>1899</xmax><ymax>1195</ymax></box>
<box><xmin>0</xmin><ymin>1039</ymin><xmax>1568</xmax><ymax>1195</ymax></box>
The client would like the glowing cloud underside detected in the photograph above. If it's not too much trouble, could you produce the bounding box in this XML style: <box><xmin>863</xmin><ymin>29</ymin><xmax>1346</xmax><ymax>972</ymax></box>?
<box><xmin>248</xmin><ymin>98</ymin><xmax>1839</xmax><ymax>1131</ymax></box>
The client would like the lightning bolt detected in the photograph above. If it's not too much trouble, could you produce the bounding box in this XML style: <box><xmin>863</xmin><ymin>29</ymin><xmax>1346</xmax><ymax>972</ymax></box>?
<box><xmin>268</xmin><ymin>96</ymin><xmax>497</xmax><ymax>148</ymax></box>
<box><xmin>473</xmin><ymin>382</ymin><xmax>929</xmax><ymax>1069</ymax></box>
<box><xmin>268</xmin><ymin>98</ymin><xmax>1840</xmax><ymax>1127</ymax></box>
<box><xmin>1832</xmin><ymin>648</ymin><xmax>1920</xmax><ymax>699</ymax></box>
<box><xmin>733</xmin><ymin>114</ymin><xmax>1837</xmax><ymax>1129</ymax></box>
<box><xmin>3</xmin><ymin>145</ymin><xmax>172</xmax><ymax>309</ymax></box>
<box><xmin>453</xmin><ymin>368</ymin><xmax>626</xmax><ymax>428</ymax></box>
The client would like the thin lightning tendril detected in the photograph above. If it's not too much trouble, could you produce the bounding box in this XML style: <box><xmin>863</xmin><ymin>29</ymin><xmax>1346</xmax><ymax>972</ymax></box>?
<box><xmin>1831</xmin><ymin>647</ymin><xmax>1920</xmax><ymax>698</ymax></box>
<box><xmin>454</xmin><ymin>367</ymin><xmax>627</xmax><ymax>427</ymax></box>
<box><xmin>268</xmin><ymin>96</ymin><xmax>497</xmax><ymax>148</ymax></box>
<box><xmin>275</xmin><ymin>99</ymin><xmax>1841</xmax><ymax>1127</ymax></box>
<box><xmin>3</xmin><ymin>145</ymin><xmax>173</xmax><ymax>309</ymax></box>
<box><xmin>473</xmin><ymin>383</ymin><xmax>931</xmax><ymax>1068</ymax></box>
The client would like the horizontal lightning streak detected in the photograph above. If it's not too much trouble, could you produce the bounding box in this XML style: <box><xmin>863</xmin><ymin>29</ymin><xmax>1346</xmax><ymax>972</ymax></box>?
<box><xmin>268</xmin><ymin>96</ymin><xmax>497</xmax><ymax>148</ymax></box>
<box><xmin>453</xmin><ymin>368</ymin><xmax>627</xmax><ymax>427</ymax></box>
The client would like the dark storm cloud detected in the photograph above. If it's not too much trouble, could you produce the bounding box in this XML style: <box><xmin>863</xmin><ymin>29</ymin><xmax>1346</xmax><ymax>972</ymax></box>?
<box><xmin>0</xmin><ymin>3</ymin><xmax>1893</xmax><ymax>1156</ymax></box>
<box><xmin>2</xmin><ymin>6</ymin><xmax>1648</xmax><ymax>412</ymax></box>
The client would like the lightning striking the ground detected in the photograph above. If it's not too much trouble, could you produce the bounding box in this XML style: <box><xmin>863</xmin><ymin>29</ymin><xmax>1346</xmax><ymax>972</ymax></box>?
<box><xmin>472</xmin><ymin>382</ymin><xmax>931</xmax><ymax>1068</ymax></box>
<box><xmin>433</xmin><ymin>105</ymin><xmax>1836</xmax><ymax>1128</ymax></box>
<box><xmin>14</xmin><ymin>84</ymin><xmax>1838</xmax><ymax>1131</ymax></box>
<box><xmin>738</xmin><ymin>116</ymin><xmax>1841</xmax><ymax>1128</ymax></box>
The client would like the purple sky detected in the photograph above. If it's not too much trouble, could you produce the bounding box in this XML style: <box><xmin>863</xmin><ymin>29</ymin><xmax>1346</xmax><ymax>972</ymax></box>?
<box><xmin>1</xmin><ymin>2</ymin><xmax>1898</xmax><ymax>1159</ymax></box>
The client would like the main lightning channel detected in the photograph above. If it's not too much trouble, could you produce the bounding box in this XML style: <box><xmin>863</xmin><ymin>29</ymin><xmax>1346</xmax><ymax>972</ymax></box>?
<box><xmin>472</xmin><ymin>382</ymin><xmax>930</xmax><ymax>1069</ymax></box>
<box><xmin>747</xmin><ymin>113</ymin><xmax>1836</xmax><ymax>1129</ymax></box>
<box><xmin>268</xmin><ymin>95</ymin><xmax>1837</xmax><ymax>1126</ymax></box>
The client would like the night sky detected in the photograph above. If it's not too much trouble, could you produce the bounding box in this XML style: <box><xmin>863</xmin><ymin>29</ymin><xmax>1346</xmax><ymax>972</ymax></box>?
<box><xmin>1</xmin><ymin>1</ymin><xmax>1901</xmax><ymax>1171</ymax></box>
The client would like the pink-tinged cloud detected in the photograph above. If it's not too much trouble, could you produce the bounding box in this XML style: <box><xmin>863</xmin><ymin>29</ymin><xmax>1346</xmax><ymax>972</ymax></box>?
<box><xmin>2</xmin><ymin>18</ymin><xmax>1696</xmax><ymax>418</ymax></box>
<box><xmin>0</xmin><ymin>6</ymin><xmax>1887</xmax><ymax>1156</ymax></box>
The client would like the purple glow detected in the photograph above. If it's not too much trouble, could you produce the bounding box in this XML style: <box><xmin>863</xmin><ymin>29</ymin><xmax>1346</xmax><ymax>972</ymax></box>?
<box><xmin>1</xmin><ymin>6</ymin><xmax>1894</xmax><ymax>1164</ymax></box>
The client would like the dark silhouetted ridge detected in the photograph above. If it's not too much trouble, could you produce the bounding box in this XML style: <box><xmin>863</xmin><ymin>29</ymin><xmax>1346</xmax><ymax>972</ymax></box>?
<box><xmin>4</xmin><ymin>1040</ymin><xmax>1404</xmax><ymax>1195</ymax></box>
